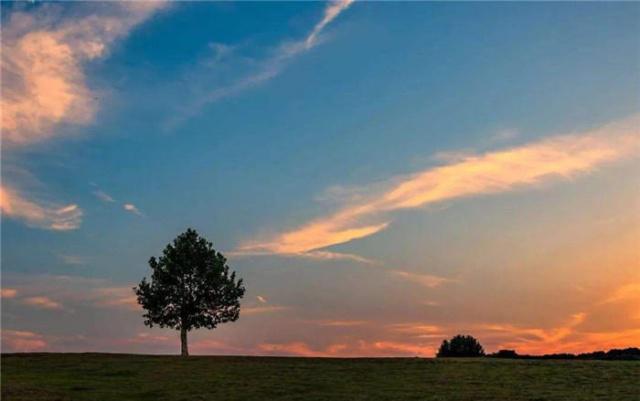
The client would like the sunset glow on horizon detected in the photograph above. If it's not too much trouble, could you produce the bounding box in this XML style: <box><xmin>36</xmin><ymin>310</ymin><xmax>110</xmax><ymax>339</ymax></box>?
<box><xmin>1</xmin><ymin>1</ymin><xmax>639</xmax><ymax>357</ymax></box>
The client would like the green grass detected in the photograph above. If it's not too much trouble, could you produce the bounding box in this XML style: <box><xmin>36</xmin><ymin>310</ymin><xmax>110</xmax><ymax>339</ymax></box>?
<box><xmin>2</xmin><ymin>353</ymin><xmax>639</xmax><ymax>400</ymax></box>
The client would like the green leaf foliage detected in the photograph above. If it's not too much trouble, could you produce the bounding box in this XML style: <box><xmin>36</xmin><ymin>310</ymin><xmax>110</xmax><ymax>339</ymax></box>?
<box><xmin>134</xmin><ymin>228</ymin><xmax>245</xmax><ymax>331</ymax></box>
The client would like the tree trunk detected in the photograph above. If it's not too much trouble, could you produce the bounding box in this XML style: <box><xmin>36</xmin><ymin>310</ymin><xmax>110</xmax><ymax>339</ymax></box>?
<box><xmin>180</xmin><ymin>327</ymin><xmax>189</xmax><ymax>356</ymax></box>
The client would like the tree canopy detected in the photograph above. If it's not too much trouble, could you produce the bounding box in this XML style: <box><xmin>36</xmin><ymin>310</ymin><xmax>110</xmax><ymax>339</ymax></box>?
<box><xmin>134</xmin><ymin>228</ymin><xmax>245</xmax><ymax>356</ymax></box>
<box><xmin>437</xmin><ymin>334</ymin><xmax>485</xmax><ymax>357</ymax></box>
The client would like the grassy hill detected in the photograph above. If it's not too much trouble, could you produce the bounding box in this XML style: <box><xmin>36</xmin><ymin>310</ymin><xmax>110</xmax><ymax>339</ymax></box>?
<box><xmin>2</xmin><ymin>353</ymin><xmax>639</xmax><ymax>400</ymax></box>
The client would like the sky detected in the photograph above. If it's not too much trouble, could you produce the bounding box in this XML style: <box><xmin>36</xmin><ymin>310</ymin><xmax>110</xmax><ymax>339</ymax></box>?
<box><xmin>1</xmin><ymin>1</ymin><xmax>639</xmax><ymax>357</ymax></box>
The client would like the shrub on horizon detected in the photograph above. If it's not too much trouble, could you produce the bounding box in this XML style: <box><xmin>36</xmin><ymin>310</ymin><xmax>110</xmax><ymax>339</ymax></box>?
<box><xmin>437</xmin><ymin>334</ymin><xmax>485</xmax><ymax>357</ymax></box>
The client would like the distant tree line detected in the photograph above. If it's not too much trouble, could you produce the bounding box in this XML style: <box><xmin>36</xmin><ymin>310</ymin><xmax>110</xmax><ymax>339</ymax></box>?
<box><xmin>488</xmin><ymin>347</ymin><xmax>640</xmax><ymax>361</ymax></box>
<box><xmin>437</xmin><ymin>335</ymin><xmax>640</xmax><ymax>361</ymax></box>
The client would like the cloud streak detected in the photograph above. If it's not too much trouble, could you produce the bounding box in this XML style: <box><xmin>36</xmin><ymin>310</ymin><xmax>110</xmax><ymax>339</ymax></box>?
<box><xmin>167</xmin><ymin>0</ymin><xmax>354</xmax><ymax>128</ymax></box>
<box><xmin>1</xmin><ymin>288</ymin><xmax>18</xmax><ymax>299</ymax></box>
<box><xmin>305</xmin><ymin>0</ymin><xmax>355</xmax><ymax>49</ymax></box>
<box><xmin>0</xmin><ymin>185</ymin><xmax>83</xmax><ymax>231</ymax></box>
<box><xmin>239</xmin><ymin>114</ymin><xmax>640</xmax><ymax>255</ymax></box>
<box><xmin>22</xmin><ymin>296</ymin><xmax>63</xmax><ymax>310</ymax></box>
<box><xmin>1</xmin><ymin>330</ymin><xmax>48</xmax><ymax>352</ymax></box>
<box><xmin>390</xmin><ymin>271</ymin><xmax>455</xmax><ymax>288</ymax></box>
<box><xmin>93</xmin><ymin>190</ymin><xmax>115</xmax><ymax>203</ymax></box>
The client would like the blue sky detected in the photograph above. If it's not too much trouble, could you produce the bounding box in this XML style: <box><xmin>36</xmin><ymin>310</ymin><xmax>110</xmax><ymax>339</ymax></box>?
<box><xmin>2</xmin><ymin>1</ymin><xmax>639</xmax><ymax>356</ymax></box>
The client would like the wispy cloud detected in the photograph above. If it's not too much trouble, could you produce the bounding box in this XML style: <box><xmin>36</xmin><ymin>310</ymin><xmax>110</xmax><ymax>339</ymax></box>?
<box><xmin>22</xmin><ymin>296</ymin><xmax>63</xmax><ymax>310</ymax></box>
<box><xmin>229</xmin><ymin>248</ymin><xmax>377</xmax><ymax>265</ymax></box>
<box><xmin>242</xmin><ymin>305</ymin><xmax>290</xmax><ymax>316</ymax></box>
<box><xmin>92</xmin><ymin>185</ymin><xmax>146</xmax><ymax>218</ymax></box>
<box><xmin>58</xmin><ymin>254</ymin><xmax>86</xmax><ymax>266</ymax></box>
<box><xmin>91</xmin><ymin>287</ymin><xmax>139</xmax><ymax>311</ymax></box>
<box><xmin>1</xmin><ymin>288</ymin><xmax>18</xmax><ymax>299</ymax></box>
<box><xmin>389</xmin><ymin>323</ymin><xmax>443</xmax><ymax>336</ymax></box>
<box><xmin>93</xmin><ymin>190</ymin><xmax>115</xmax><ymax>203</ymax></box>
<box><xmin>239</xmin><ymin>114</ymin><xmax>640</xmax><ymax>255</ymax></box>
<box><xmin>0</xmin><ymin>185</ymin><xmax>83</xmax><ymax>231</ymax></box>
<box><xmin>1</xmin><ymin>3</ymin><xmax>165</xmax><ymax>232</ymax></box>
<box><xmin>312</xmin><ymin>319</ymin><xmax>368</xmax><ymax>327</ymax></box>
<box><xmin>3</xmin><ymin>274</ymin><xmax>139</xmax><ymax>313</ymax></box>
<box><xmin>600</xmin><ymin>282</ymin><xmax>640</xmax><ymax>305</ymax></box>
<box><xmin>167</xmin><ymin>0</ymin><xmax>354</xmax><ymax>128</ymax></box>
<box><xmin>476</xmin><ymin>312</ymin><xmax>595</xmax><ymax>354</ymax></box>
<box><xmin>1</xmin><ymin>2</ymin><xmax>166</xmax><ymax>146</ymax></box>
<box><xmin>490</xmin><ymin>128</ymin><xmax>519</xmax><ymax>143</ymax></box>
<box><xmin>305</xmin><ymin>0</ymin><xmax>355</xmax><ymax>49</ymax></box>
<box><xmin>244</xmin><ymin>294</ymin><xmax>290</xmax><ymax>315</ymax></box>
<box><xmin>1</xmin><ymin>330</ymin><xmax>47</xmax><ymax>352</ymax></box>
<box><xmin>390</xmin><ymin>270</ymin><xmax>455</xmax><ymax>289</ymax></box>
<box><xmin>258</xmin><ymin>339</ymin><xmax>435</xmax><ymax>357</ymax></box>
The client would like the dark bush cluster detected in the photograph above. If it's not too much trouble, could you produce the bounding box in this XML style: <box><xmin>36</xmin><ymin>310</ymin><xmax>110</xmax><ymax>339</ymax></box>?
<box><xmin>437</xmin><ymin>335</ymin><xmax>485</xmax><ymax>357</ymax></box>
<box><xmin>436</xmin><ymin>334</ymin><xmax>639</xmax><ymax>361</ymax></box>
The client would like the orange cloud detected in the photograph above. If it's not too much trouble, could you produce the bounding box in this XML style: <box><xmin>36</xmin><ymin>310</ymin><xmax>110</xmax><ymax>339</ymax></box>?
<box><xmin>370</xmin><ymin>341</ymin><xmax>436</xmax><ymax>357</ymax></box>
<box><xmin>242</xmin><ymin>305</ymin><xmax>290</xmax><ymax>316</ymax></box>
<box><xmin>0</xmin><ymin>185</ymin><xmax>83</xmax><ymax>230</ymax></box>
<box><xmin>259</xmin><ymin>341</ymin><xmax>328</xmax><ymax>357</ymax></box>
<box><xmin>1</xmin><ymin>330</ymin><xmax>47</xmax><ymax>352</ymax></box>
<box><xmin>92</xmin><ymin>287</ymin><xmax>140</xmax><ymax>311</ymax></box>
<box><xmin>258</xmin><ymin>339</ymin><xmax>436</xmax><ymax>357</ymax></box>
<box><xmin>1</xmin><ymin>2</ymin><xmax>165</xmax><ymax>146</ymax></box>
<box><xmin>313</xmin><ymin>319</ymin><xmax>368</xmax><ymax>327</ymax></box>
<box><xmin>601</xmin><ymin>282</ymin><xmax>640</xmax><ymax>305</ymax></box>
<box><xmin>3</xmin><ymin>275</ymin><xmax>140</xmax><ymax>312</ymax></box>
<box><xmin>126</xmin><ymin>332</ymin><xmax>171</xmax><ymax>344</ymax></box>
<box><xmin>239</xmin><ymin>114</ymin><xmax>640</xmax><ymax>255</ymax></box>
<box><xmin>22</xmin><ymin>296</ymin><xmax>63</xmax><ymax>310</ymax></box>
<box><xmin>230</xmin><ymin>248</ymin><xmax>377</xmax><ymax>265</ymax></box>
<box><xmin>390</xmin><ymin>270</ymin><xmax>454</xmax><ymax>288</ymax></box>
<box><xmin>444</xmin><ymin>317</ymin><xmax>640</xmax><ymax>355</ymax></box>
<box><xmin>389</xmin><ymin>323</ymin><xmax>444</xmax><ymax>335</ymax></box>
<box><xmin>1</xmin><ymin>288</ymin><xmax>18</xmax><ymax>298</ymax></box>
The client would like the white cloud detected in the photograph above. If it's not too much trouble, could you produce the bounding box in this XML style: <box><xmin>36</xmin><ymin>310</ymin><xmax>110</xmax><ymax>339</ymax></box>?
<box><xmin>123</xmin><ymin>203</ymin><xmax>143</xmax><ymax>216</ymax></box>
<box><xmin>305</xmin><ymin>0</ymin><xmax>355</xmax><ymax>49</ymax></box>
<box><xmin>167</xmin><ymin>0</ymin><xmax>354</xmax><ymax>128</ymax></box>
<box><xmin>93</xmin><ymin>190</ymin><xmax>115</xmax><ymax>203</ymax></box>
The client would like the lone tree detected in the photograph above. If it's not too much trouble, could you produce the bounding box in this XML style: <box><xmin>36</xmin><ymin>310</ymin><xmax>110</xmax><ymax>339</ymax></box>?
<box><xmin>437</xmin><ymin>334</ymin><xmax>485</xmax><ymax>357</ymax></box>
<box><xmin>134</xmin><ymin>228</ymin><xmax>245</xmax><ymax>356</ymax></box>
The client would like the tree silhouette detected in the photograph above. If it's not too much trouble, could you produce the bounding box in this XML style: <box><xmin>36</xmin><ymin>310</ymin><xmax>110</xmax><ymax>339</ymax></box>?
<box><xmin>437</xmin><ymin>334</ymin><xmax>485</xmax><ymax>357</ymax></box>
<box><xmin>134</xmin><ymin>228</ymin><xmax>245</xmax><ymax>356</ymax></box>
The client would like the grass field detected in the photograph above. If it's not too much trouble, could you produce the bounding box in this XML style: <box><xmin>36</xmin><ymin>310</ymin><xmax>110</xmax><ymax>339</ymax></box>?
<box><xmin>2</xmin><ymin>353</ymin><xmax>639</xmax><ymax>401</ymax></box>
